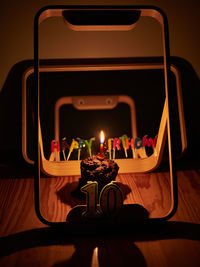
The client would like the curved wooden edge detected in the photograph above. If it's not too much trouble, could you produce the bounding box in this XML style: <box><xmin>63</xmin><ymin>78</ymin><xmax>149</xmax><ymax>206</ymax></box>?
<box><xmin>22</xmin><ymin>62</ymin><xmax>186</xmax><ymax>171</ymax></box>
<box><xmin>54</xmin><ymin>94</ymin><xmax>137</xmax><ymax>143</ymax></box>
<box><xmin>170</xmin><ymin>64</ymin><xmax>187</xmax><ymax>155</ymax></box>
<box><xmin>36</xmin><ymin>6</ymin><xmax>166</xmax><ymax>31</ymax></box>
<box><xmin>39</xmin><ymin>99</ymin><xmax>167</xmax><ymax>176</ymax></box>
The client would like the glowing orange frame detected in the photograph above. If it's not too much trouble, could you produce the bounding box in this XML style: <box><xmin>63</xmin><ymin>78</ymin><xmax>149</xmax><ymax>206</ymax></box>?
<box><xmin>22</xmin><ymin>63</ymin><xmax>186</xmax><ymax>175</ymax></box>
<box><xmin>32</xmin><ymin>6</ymin><xmax>186</xmax><ymax>226</ymax></box>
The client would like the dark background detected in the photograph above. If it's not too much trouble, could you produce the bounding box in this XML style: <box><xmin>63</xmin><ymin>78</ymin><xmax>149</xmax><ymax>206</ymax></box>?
<box><xmin>0</xmin><ymin>1</ymin><xmax>199</xmax><ymax>168</ymax></box>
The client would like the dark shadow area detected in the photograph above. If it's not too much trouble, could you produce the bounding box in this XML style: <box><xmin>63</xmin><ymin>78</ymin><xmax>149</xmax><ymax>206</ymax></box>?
<box><xmin>0</xmin><ymin>221</ymin><xmax>199</xmax><ymax>263</ymax></box>
<box><xmin>97</xmin><ymin>239</ymin><xmax>146</xmax><ymax>267</ymax></box>
<box><xmin>0</xmin><ymin>162</ymin><xmax>34</xmax><ymax>179</ymax></box>
<box><xmin>56</xmin><ymin>180</ymin><xmax>86</xmax><ymax>207</ymax></box>
<box><xmin>66</xmin><ymin>203</ymin><xmax>149</xmax><ymax>224</ymax></box>
<box><xmin>52</xmin><ymin>238</ymin><xmax>98</xmax><ymax>267</ymax></box>
<box><xmin>52</xmin><ymin>238</ymin><xmax>146</xmax><ymax>267</ymax></box>
<box><xmin>0</xmin><ymin>57</ymin><xmax>199</xmax><ymax>173</ymax></box>
<box><xmin>168</xmin><ymin>57</ymin><xmax>200</xmax><ymax>170</ymax></box>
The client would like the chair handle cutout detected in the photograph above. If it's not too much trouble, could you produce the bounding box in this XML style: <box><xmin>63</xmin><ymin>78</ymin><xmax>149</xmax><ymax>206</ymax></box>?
<box><xmin>62</xmin><ymin>10</ymin><xmax>141</xmax><ymax>31</ymax></box>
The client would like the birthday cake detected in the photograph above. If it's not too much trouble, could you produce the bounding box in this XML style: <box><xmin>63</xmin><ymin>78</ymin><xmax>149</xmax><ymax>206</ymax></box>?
<box><xmin>81</xmin><ymin>155</ymin><xmax>119</xmax><ymax>187</ymax></box>
<box><xmin>71</xmin><ymin>155</ymin><xmax>119</xmax><ymax>198</ymax></box>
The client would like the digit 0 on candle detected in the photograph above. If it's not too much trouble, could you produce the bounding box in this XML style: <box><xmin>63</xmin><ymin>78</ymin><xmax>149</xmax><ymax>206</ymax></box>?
<box><xmin>99</xmin><ymin>181</ymin><xmax>123</xmax><ymax>217</ymax></box>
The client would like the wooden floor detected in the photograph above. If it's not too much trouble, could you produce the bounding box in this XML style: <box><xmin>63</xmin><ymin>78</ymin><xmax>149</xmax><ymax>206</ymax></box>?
<box><xmin>38</xmin><ymin>171</ymin><xmax>172</xmax><ymax>222</ymax></box>
<box><xmin>0</xmin><ymin>167</ymin><xmax>200</xmax><ymax>266</ymax></box>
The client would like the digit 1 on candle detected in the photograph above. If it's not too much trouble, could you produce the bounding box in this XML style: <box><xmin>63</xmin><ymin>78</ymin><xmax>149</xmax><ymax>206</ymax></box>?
<box><xmin>81</xmin><ymin>181</ymin><xmax>100</xmax><ymax>218</ymax></box>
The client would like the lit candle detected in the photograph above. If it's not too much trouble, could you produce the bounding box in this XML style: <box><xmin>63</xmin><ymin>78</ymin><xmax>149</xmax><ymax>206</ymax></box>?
<box><xmin>99</xmin><ymin>130</ymin><xmax>105</xmax><ymax>158</ymax></box>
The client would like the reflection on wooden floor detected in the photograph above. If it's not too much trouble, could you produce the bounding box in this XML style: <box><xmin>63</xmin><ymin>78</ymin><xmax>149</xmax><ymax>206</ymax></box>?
<box><xmin>39</xmin><ymin>172</ymin><xmax>172</xmax><ymax>222</ymax></box>
<box><xmin>0</xmin><ymin>170</ymin><xmax>200</xmax><ymax>267</ymax></box>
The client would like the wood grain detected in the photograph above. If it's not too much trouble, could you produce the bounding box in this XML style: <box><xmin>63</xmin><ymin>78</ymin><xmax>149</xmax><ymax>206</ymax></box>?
<box><xmin>37</xmin><ymin>171</ymin><xmax>173</xmax><ymax>222</ymax></box>
<box><xmin>0</xmin><ymin>170</ymin><xmax>200</xmax><ymax>266</ymax></box>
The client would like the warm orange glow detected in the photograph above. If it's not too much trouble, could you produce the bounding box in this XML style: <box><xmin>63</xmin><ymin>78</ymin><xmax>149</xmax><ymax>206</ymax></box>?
<box><xmin>100</xmin><ymin>130</ymin><xmax>105</xmax><ymax>144</ymax></box>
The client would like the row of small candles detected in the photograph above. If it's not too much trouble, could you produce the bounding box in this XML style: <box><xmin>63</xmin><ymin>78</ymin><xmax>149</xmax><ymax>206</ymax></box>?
<box><xmin>50</xmin><ymin>131</ymin><xmax>158</xmax><ymax>161</ymax></box>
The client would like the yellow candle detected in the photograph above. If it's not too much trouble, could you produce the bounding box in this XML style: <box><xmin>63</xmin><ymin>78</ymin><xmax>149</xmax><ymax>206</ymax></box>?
<box><xmin>67</xmin><ymin>139</ymin><xmax>78</xmax><ymax>161</ymax></box>
<box><xmin>85</xmin><ymin>137</ymin><xmax>95</xmax><ymax>157</ymax></box>
<box><xmin>108</xmin><ymin>138</ymin><xmax>113</xmax><ymax>159</ymax></box>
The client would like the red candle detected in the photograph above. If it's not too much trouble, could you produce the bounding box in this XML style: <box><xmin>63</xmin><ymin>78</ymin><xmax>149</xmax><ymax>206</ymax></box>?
<box><xmin>99</xmin><ymin>130</ymin><xmax>105</xmax><ymax>158</ymax></box>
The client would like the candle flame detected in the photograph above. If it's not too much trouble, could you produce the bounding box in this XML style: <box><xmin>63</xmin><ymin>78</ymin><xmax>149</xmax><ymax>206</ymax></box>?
<box><xmin>100</xmin><ymin>130</ymin><xmax>105</xmax><ymax>144</ymax></box>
